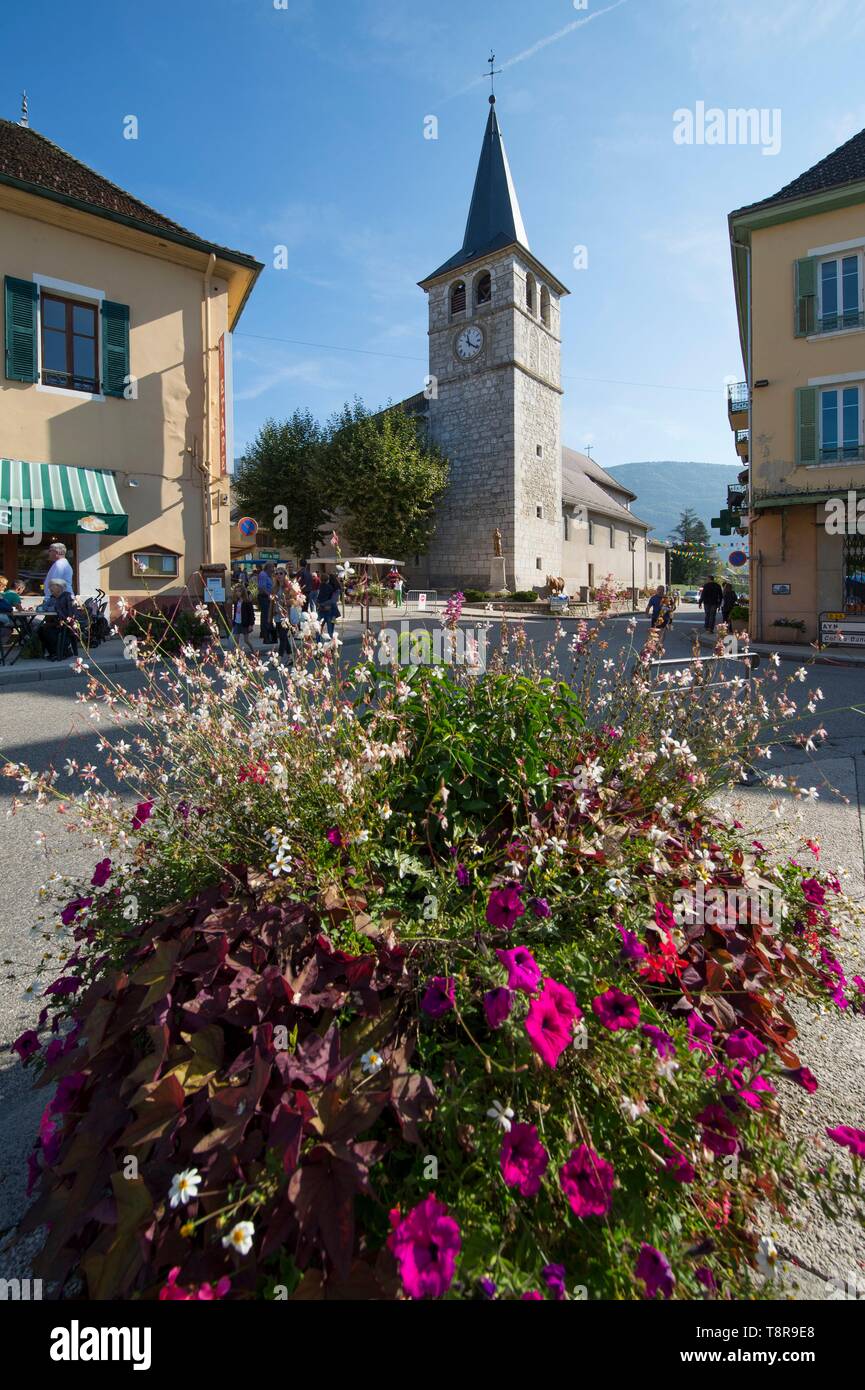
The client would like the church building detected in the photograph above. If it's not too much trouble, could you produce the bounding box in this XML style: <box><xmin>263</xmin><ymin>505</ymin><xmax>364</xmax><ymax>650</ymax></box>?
<box><xmin>405</xmin><ymin>94</ymin><xmax>656</xmax><ymax>597</ymax></box>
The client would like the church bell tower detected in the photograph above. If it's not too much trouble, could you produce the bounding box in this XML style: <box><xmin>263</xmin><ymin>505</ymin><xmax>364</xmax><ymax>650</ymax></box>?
<box><xmin>418</xmin><ymin>91</ymin><xmax>569</xmax><ymax>592</ymax></box>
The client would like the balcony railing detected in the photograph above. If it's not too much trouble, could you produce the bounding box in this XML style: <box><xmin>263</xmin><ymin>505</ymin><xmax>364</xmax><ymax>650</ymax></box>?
<box><xmin>817</xmin><ymin>443</ymin><xmax>865</xmax><ymax>465</ymax></box>
<box><xmin>727</xmin><ymin>485</ymin><xmax>748</xmax><ymax>511</ymax></box>
<box><xmin>727</xmin><ymin>381</ymin><xmax>749</xmax><ymax>414</ymax></box>
<box><xmin>816</xmin><ymin>309</ymin><xmax>865</xmax><ymax>334</ymax></box>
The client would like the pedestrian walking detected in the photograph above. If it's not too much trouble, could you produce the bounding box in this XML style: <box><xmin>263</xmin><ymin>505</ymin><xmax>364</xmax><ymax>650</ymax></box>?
<box><xmin>231</xmin><ymin>581</ymin><xmax>255</xmax><ymax>653</ymax></box>
<box><xmin>721</xmin><ymin>581</ymin><xmax>738</xmax><ymax>625</ymax></box>
<box><xmin>645</xmin><ymin>585</ymin><xmax>671</xmax><ymax>631</ymax></box>
<box><xmin>317</xmin><ymin>574</ymin><xmax>341</xmax><ymax>640</ymax></box>
<box><xmin>698</xmin><ymin>576</ymin><xmax>724</xmax><ymax>633</ymax></box>
<box><xmin>257</xmin><ymin>562</ymin><xmax>276</xmax><ymax>644</ymax></box>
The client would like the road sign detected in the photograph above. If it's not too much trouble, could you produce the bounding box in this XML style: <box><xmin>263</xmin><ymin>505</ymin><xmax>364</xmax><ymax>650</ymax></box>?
<box><xmin>820</xmin><ymin>612</ymin><xmax>865</xmax><ymax>647</ymax></box>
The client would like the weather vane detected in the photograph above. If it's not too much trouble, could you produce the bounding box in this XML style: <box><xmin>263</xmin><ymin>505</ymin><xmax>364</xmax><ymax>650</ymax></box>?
<box><xmin>484</xmin><ymin>52</ymin><xmax>502</xmax><ymax>100</ymax></box>
<box><xmin>20</xmin><ymin>91</ymin><xmax>29</xmax><ymax>128</ymax></box>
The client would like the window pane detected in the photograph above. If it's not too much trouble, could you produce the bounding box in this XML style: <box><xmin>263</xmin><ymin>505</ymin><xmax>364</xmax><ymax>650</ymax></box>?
<box><xmin>842</xmin><ymin>257</ymin><xmax>859</xmax><ymax>316</ymax></box>
<box><xmin>73</xmin><ymin>335</ymin><xmax>96</xmax><ymax>379</ymax></box>
<box><xmin>843</xmin><ymin>387</ymin><xmax>859</xmax><ymax>450</ymax></box>
<box><xmin>822</xmin><ymin>390</ymin><xmax>838</xmax><ymax>451</ymax></box>
<box><xmin>821</xmin><ymin>261</ymin><xmax>838</xmax><ymax>318</ymax></box>
<box><xmin>43</xmin><ymin>329</ymin><xmax>68</xmax><ymax>373</ymax></box>
<box><xmin>162</xmin><ymin>556</ymin><xmax>175</xmax><ymax>573</ymax></box>
<box><xmin>72</xmin><ymin>304</ymin><xmax>95</xmax><ymax>336</ymax></box>
<box><xmin>42</xmin><ymin>297</ymin><xmax>65</xmax><ymax>330</ymax></box>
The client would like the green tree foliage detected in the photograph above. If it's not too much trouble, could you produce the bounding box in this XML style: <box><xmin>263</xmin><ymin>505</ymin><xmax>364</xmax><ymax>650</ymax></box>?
<box><xmin>234</xmin><ymin>412</ymin><xmax>330</xmax><ymax>560</ymax></box>
<box><xmin>326</xmin><ymin>399</ymin><xmax>449</xmax><ymax>559</ymax></box>
<box><xmin>669</xmin><ymin>508</ymin><xmax>719</xmax><ymax>583</ymax></box>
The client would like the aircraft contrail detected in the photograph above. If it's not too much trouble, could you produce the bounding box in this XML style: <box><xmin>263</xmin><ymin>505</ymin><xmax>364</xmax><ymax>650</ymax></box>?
<box><xmin>450</xmin><ymin>0</ymin><xmax>632</xmax><ymax>98</ymax></box>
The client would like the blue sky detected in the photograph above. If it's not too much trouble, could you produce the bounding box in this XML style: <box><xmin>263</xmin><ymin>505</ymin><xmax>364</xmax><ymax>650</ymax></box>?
<box><xmin>6</xmin><ymin>0</ymin><xmax>865</xmax><ymax>475</ymax></box>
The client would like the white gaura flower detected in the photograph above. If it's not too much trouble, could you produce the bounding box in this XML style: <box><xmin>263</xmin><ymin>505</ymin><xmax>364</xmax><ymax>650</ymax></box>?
<box><xmin>606</xmin><ymin>876</ymin><xmax>629</xmax><ymax>898</ymax></box>
<box><xmin>656</xmin><ymin>1057</ymin><xmax>679</xmax><ymax>1083</ymax></box>
<box><xmin>169</xmin><ymin>1168</ymin><xmax>202</xmax><ymax>1208</ymax></box>
<box><xmin>222</xmin><ymin>1220</ymin><xmax>255</xmax><ymax>1256</ymax></box>
<box><xmin>487</xmin><ymin>1099</ymin><xmax>515</xmax><ymax>1132</ymax></box>
<box><xmin>620</xmin><ymin>1096</ymin><xmax>647</xmax><ymax>1122</ymax></box>
<box><xmin>756</xmin><ymin>1235</ymin><xmax>779</xmax><ymax>1279</ymax></box>
<box><xmin>361</xmin><ymin>1048</ymin><xmax>384</xmax><ymax>1076</ymax></box>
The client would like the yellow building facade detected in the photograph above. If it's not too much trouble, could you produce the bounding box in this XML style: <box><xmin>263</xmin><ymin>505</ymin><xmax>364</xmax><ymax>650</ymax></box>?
<box><xmin>729</xmin><ymin>131</ymin><xmax>865</xmax><ymax>645</ymax></box>
<box><xmin>1</xmin><ymin>118</ymin><xmax>261</xmax><ymax>612</ymax></box>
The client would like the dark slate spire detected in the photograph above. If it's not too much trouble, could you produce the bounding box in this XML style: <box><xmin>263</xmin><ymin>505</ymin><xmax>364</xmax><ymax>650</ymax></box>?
<box><xmin>423</xmin><ymin>96</ymin><xmax>530</xmax><ymax>282</ymax></box>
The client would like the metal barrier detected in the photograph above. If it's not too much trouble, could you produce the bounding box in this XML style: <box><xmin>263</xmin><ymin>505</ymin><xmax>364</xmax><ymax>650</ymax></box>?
<box><xmin>643</xmin><ymin>647</ymin><xmax>760</xmax><ymax>697</ymax></box>
<box><xmin>405</xmin><ymin>589</ymin><xmax>439</xmax><ymax>614</ymax></box>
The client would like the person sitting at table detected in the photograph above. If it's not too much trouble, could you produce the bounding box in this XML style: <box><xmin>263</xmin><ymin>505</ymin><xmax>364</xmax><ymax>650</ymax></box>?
<box><xmin>38</xmin><ymin>580</ymin><xmax>77</xmax><ymax>661</ymax></box>
<box><xmin>0</xmin><ymin>575</ymin><xmax>16</xmax><ymax>653</ymax></box>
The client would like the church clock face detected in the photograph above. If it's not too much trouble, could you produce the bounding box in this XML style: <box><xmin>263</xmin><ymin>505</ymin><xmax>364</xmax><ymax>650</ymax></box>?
<box><xmin>454</xmin><ymin>325</ymin><xmax>484</xmax><ymax>361</ymax></box>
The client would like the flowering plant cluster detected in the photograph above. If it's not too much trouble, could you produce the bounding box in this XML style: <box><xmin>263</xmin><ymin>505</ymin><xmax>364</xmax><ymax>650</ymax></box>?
<box><xmin>6</xmin><ymin>604</ymin><xmax>864</xmax><ymax>1299</ymax></box>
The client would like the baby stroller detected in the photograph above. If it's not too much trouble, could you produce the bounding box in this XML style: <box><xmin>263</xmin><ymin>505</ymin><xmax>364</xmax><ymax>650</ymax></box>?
<box><xmin>77</xmin><ymin>589</ymin><xmax>112</xmax><ymax>649</ymax></box>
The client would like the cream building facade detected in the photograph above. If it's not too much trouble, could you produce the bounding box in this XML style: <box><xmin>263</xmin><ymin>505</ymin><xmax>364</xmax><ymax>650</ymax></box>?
<box><xmin>729</xmin><ymin>127</ymin><xmax>865</xmax><ymax>644</ymax></box>
<box><xmin>1</xmin><ymin>117</ymin><xmax>261</xmax><ymax>610</ymax></box>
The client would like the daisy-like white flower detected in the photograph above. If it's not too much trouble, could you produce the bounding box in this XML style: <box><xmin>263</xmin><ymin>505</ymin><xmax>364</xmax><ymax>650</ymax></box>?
<box><xmin>606</xmin><ymin>875</ymin><xmax>629</xmax><ymax>898</ymax></box>
<box><xmin>620</xmin><ymin>1096</ymin><xmax>647</xmax><ymax>1122</ymax></box>
<box><xmin>222</xmin><ymin>1220</ymin><xmax>255</xmax><ymax>1256</ymax></box>
<box><xmin>169</xmin><ymin>1168</ymin><xmax>202</xmax><ymax>1208</ymax></box>
<box><xmin>756</xmin><ymin>1235</ymin><xmax>779</xmax><ymax>1279</ymax></box>
<box><xmin>361</xmin><ymin>1048</ymin><xmax>384</xmax><ymax>1076</ymax></box>
<box><xmin>487</xmin><ymin>1099</ymin><xmax>515</xmax><ymax>1132</ymax></box>
<box><xmin>656</xmin><ymin>1057</ymin><xmax>679</xmax><ymax>1083</ymax></box>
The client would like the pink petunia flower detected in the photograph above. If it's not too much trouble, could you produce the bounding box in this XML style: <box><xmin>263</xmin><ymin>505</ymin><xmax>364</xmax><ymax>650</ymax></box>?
<box><xmin>687</xmin><ymin>1011</ymin><xmax>714</xmax><ymax>1053</ymax></box>
<box><xmin>496</xmin><ymin>945</ymin><xmax>541</xmax><ymax>995</ymax></box>
<box><xmin>801</xmin><ymin>877</ymin><xmax>826</xmax><ymax>907</ymax></box>
<box><xmin>826</xmin><ymin>1126</ymin><xmax>865</xmax><ymax>1158</ymax></box>
<box><xmin>90</xmin><ymin>858</ymin><xmax>112</xmax><ymax>887</ymax></box>
<box><xmin>131</xmin><ymin>799</ymin><xmax>154</xmax><ymax>831</ymax></box>
<box><xmin>500</xmin><ymin>1122</ymin><xmax>549</xmax><ymax>1197</ymax></box>
<box><xmin>592</xmin><ymin>987</ymin><xmax>640</xmax><ymax>1032</ymax></box>
<box><xmin>724</xmin><ymin>1027</ymin><xmax>767</xmax><ymax>1064</ymax></box>
<box><xmin>635</xmin><ymin>1243</ymin><xmax>675</xmax><ymax>1299</ymax></box>
<box><xmin>388</xmin><ymin>1195</ymin><xmax>461</xmax><ymax>1299</ymax></box>
<box><xmin>559</xmin><ymin>1144</ymin><xmax>615</xmax><ymax>1218</ymax></box>
<box><xmin>421</xmin><ymin>977</ymin><xmax>455</xmax><ymax>1019</ymax></box>
<box><xmin>486</xmin><ymin>884</ymin><xmax>526</xmax><ymax>931</ymax></box>
<box><xmin>483</xmin><ymin>987</ymin><xmax>512</xmax><ymax>1030</ymax></box>
<box><xmin>786</xmin><ymin>1066</ymin><xmax>818</xmax><ymax>1093</ymax></box>
<box><xmin>696</xmin><ymin>1103</ymin><xmax>740</xmax><ymax>1157</ymax></box>
<box><xmin>11</xmin><ymin>1030</ymin><xmax>40</xmax><ymax>1062</ymax></box>
<box><xmin>526</xmin><ymin>978</ymin><xmax>582</xmax><ymax>1068</ymax></box>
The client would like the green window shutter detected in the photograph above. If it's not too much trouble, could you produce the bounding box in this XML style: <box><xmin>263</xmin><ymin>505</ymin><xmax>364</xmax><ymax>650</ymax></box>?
<box><xmin>101</xmin><ymin>300</ymin><xmax>130</xmax><ymax>398</ymax></box>
<box><xmin>795</xmin><ymin>386</ymin><xmax>818</xmax><ymax>465</ymax></box>
<box><xmin>4</xmin><ymin>276</ymin><xmax>38</xmax><ymax>382</ymax></box>
<box><xmin>794</xmin><ymin>258</ymin><xmax>817</xmax><ymax>337</ymax></box>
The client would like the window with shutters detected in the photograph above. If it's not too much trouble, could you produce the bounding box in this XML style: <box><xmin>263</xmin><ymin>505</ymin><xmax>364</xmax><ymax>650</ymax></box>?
<box><xmin>39</xmin><ymin>293</ymin><xmax>98</xmax><ymax>393</ymax></box>
<box><xmin>450</xmin><ymin>281</ymin><xmax>466</xmax><ymax>317</ymax></box>
<box><xmin>796</xmin><ymin>253</ymin><xmax>865</xmax><ymax>336</ymax></box>
<box><xmin>817</xmin><ymin>253</ymin><xmax>863</xmax><ymax>332</ymax></box>
<box><xmin>526</xmin><ymin>273</ymin><xmax>536</xmax><ymax>314</ymax></box>
<box><xmin>540</xmin><ymin>285</ymin><xmax>551</xmax><ymax>327</ymax></box>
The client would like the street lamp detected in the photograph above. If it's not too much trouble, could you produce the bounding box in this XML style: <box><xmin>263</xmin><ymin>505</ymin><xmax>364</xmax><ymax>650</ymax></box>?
<box><xmin>628</xmin><ymin>532</ymin><xmax>637</xmax><ymax>608</ymax></box>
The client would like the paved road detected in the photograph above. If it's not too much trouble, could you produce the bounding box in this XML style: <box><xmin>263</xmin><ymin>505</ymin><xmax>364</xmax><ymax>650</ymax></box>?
<box><xmin>1</xmin><ymin>607</ymin><xmax>863</xmax><ymax>1292</ymax></box>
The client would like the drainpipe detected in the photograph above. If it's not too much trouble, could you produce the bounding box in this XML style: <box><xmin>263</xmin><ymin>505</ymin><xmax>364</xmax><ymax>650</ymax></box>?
<box><xmin>197</xmin><ymin>252</ymin><xmax>217</xmax><ymax>569</ymax></box>
<box><xmin>732</xmin><ymin>237</ymin><xmax>754</xmax><ymax>636</ymax></box>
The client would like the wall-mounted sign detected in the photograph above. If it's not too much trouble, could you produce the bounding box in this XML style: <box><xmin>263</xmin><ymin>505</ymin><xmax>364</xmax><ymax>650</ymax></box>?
<box><xmin>729</xmin><ymin>550</ymin><xmax>748</xmax><ymax>568</ymax></box>
<box><xmin>771</xmin><ymin>582</ymin><xmax>791</xmax><ymax>595</ymax></box>
<box><xmin>238</xmin><ymin>517</ymin><xmax>258</xmax><ymax>538</ymax></box>
<box><xmin>820</xmin><ymin>611</ymin><xmax>865</xmax><ymax>647</ymax></box>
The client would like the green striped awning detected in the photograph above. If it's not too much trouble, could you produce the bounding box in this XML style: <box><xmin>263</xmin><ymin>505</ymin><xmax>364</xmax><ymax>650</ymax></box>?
<box><xmin>0</xmin><ymin>459</ymin><xmax>128</xmax><ymax>536</ymax></box>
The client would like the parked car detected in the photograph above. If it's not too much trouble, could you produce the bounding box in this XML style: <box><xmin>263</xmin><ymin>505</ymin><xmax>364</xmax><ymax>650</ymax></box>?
<box><xmin>683</xmin><ymin>589</ymin><xmax>702</xmax><ymax>603</ymax></box>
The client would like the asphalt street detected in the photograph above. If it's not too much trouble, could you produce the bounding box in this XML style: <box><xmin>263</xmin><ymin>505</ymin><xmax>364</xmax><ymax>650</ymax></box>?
<box><xmin>0</xmin><ymin>606</ymin><xmax>863</xmax><ymax>1292</ymax></box>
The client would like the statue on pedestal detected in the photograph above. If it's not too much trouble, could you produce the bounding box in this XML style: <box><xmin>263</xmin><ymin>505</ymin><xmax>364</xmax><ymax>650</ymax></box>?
<box><xmin>493</xmin><ymin>527</ymin><xmax>502</xmax><ymax>558</ymax></box>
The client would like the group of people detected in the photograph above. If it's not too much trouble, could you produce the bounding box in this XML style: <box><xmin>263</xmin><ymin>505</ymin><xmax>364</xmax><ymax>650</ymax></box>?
<box><xmin>645</xmin><ymin>577</ymin><xmax>739</xmax><ymax>636</ymax></box>
<box><xmin>0</xmin><ymin>542</ymin><xmax>78</xmax><ymax>661</ymax></box>
<box><xmin>697</xmin><ymin>578</ymin><xmax>738</xmax><ymax>633</ymax></box>
<box><xmin>230</xmin><ymin>560</ymin><xmax>342</xmax><ymax>661</ymax></box>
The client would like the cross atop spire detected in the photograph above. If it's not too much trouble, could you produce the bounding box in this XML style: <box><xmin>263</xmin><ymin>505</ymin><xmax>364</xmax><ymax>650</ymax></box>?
<box><xmin>484</xmin><ymin>52</ymin><xmax>502</xmax><ymax>101</ymax></box>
